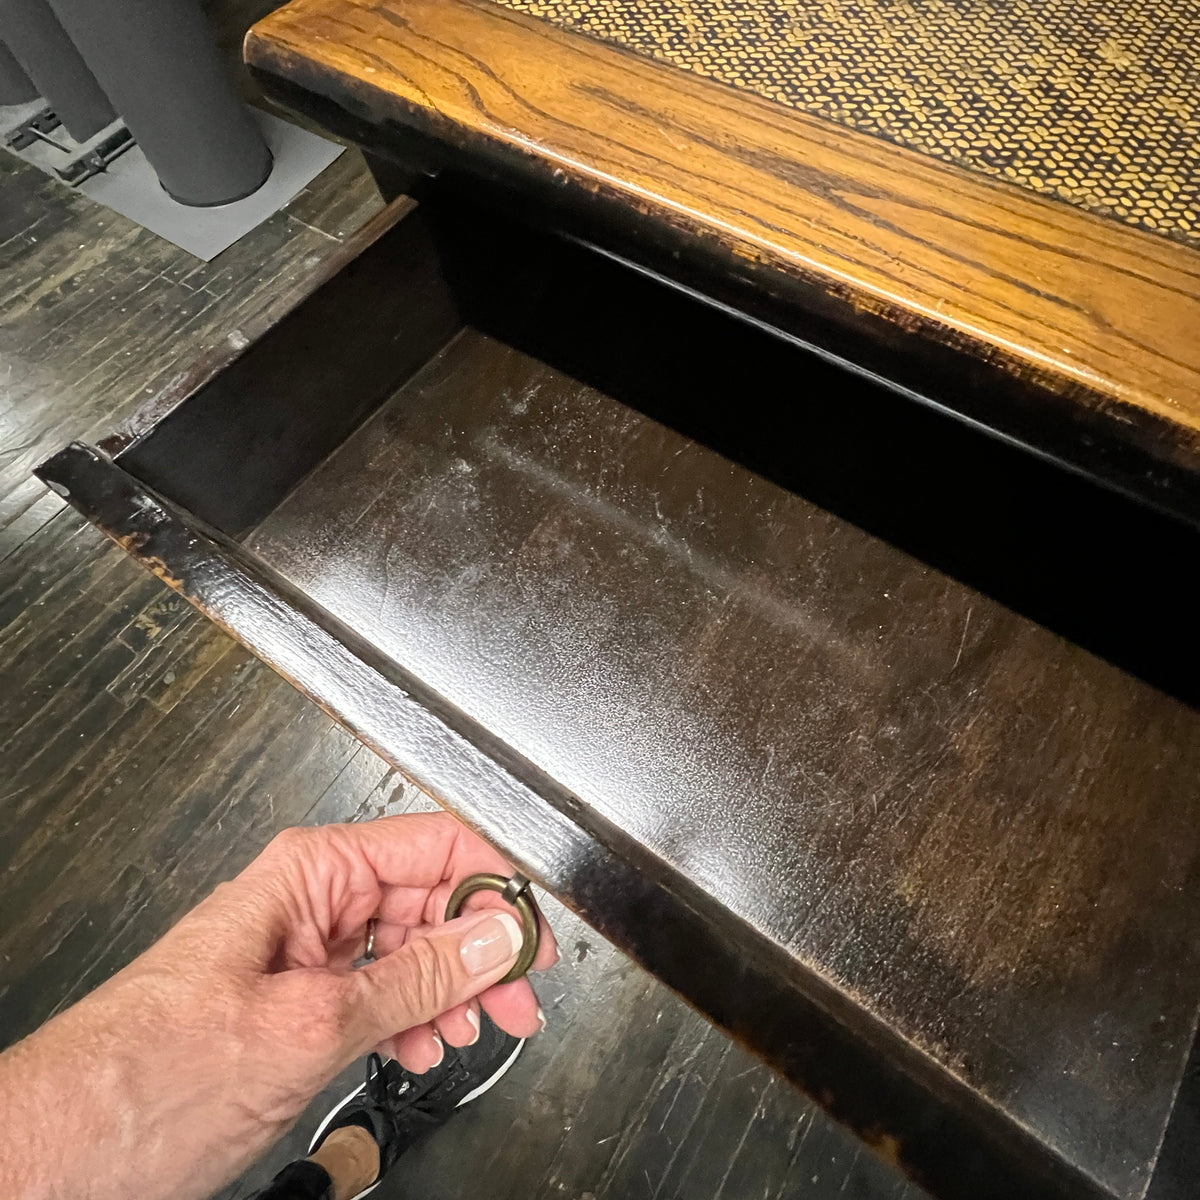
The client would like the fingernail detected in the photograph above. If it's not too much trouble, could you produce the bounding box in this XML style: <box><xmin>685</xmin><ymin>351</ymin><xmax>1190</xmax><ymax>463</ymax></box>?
<box><xmin>461</xmin><ymin>913</ymin><xmax>523</xmax><ymax>975</ymax></box>
<box><xmin>466</xmin><ymin>1007</ymin><xmax>481</xmax><ymax>1045</ymax></box>
<box><xmin>536</xmin><ymin>1006</ymin><xmax>546</xmax><ymax>1032</ymax></box>
<box><xmin>428</xmin><ymin>1029</ymin><xmax>444</xmax><ymax>1069</ymax></box>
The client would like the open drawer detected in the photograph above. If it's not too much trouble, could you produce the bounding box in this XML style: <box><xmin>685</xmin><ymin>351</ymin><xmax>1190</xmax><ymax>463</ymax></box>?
<box><xmin>38</xmin><ymin>194</ymin><xmax>1200</xmax><ymax>1200</ymax></box>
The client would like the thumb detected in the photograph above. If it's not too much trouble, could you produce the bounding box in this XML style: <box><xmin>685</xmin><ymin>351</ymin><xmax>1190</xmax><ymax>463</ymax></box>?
<box><xmin>346</xmin><ymin>910</ymin><xmax>523</xmax><ymax>1052</ymax></box>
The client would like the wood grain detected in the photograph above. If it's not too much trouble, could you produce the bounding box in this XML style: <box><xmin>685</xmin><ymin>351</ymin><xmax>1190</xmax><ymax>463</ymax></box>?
<box><xmin>244</xmin><ymin>0</ymin><xmax>1200</xmax><ymax>490</ymax></box>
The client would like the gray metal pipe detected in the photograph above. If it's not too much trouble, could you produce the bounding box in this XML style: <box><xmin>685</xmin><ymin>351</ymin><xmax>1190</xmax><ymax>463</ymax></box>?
<box><xmin>0</xmin><ymin>0</ymin><xmax>115</xmax><ymax>139</ymax></box>
<box><xmin>45</xmin><ymin>0</ymin><xmax>272</xmax><ymax>206</ymax></box>
<box><xmin>0</xmin><ymin>37</ymin><xmax>38</xmax><ymax>104</ymax></box>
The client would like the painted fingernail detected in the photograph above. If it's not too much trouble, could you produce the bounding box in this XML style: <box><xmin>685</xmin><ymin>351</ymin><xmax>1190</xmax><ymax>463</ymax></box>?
<box><xmin>461</xmin><ymin>913</ymin><xmax>523</xmax><ymax>975</ymax></box>
<box><xmin>428</xmin><ymin>1029</ymin><xmax>444</xmax><ymax>1069</ymax></box>
<box><xmin>536</xmin><ymin>1006</ymin><xmax>546</xmax><ymax>1033</ymax></box>
<box><xmin>465</xmin><ymin>1007</ymin><xmax>481</xmax><ymax>1045</ymax></box>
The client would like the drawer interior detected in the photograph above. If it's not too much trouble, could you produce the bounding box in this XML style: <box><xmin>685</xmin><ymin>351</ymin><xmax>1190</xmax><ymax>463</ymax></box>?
<box><xmin>120</xmin><ymin>197</ymin><xmax>1196</xmax><ymax>708</ymax></box>
<box><xmin>100</xmin><ymin>195</ymin><xmax>1200</xmax><ymax>1199</ymax></box>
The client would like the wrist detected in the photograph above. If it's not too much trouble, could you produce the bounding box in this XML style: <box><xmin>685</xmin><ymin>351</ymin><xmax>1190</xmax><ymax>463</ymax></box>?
<box><xmin>0</xmin><ymin>954</ymin><xmax>264</xmax><ymax>1200</ymax></box>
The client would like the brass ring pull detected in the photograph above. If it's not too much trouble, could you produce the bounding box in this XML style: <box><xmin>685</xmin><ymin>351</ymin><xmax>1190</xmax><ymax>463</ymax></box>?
<box><xmin>445</xmin><ymin>871</ymin><xmax>540</xmax><ymax>984</ymax></box>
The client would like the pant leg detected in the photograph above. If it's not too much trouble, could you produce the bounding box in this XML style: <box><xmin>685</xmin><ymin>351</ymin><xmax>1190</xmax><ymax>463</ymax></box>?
<box><xmin>244</xmin><ymin>1159</ymin><xmax>334</xmax><ymax>1200</ymax></box>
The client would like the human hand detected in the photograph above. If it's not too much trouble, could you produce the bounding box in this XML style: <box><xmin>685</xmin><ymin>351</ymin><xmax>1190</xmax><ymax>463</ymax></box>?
<box><xmin>197</xmin><ymin>811</ymin><xmax>558</xmax><ymax>1071</ymax></box>
<box><xmin>0</xmin><ymin>811</ymin><xmax>557</xmax><ymax>1200</ymax></box>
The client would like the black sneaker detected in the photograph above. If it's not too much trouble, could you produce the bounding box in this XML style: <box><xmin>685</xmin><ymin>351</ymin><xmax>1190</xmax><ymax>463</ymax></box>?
<box><xmin>307</xmin><ymin>1015</ymin><xmax>524</xmax><ymax>1198</ymax></box>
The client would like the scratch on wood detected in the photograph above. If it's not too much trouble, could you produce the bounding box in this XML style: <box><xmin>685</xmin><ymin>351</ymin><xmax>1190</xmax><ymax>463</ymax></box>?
<box><xmin>951</xmin><ymin>605</ymin><xmax>972</xmax><ymax>672</ymax></box>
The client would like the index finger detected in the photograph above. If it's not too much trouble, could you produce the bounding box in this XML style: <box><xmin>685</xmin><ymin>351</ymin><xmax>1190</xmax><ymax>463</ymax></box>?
<box><xmin>231</xmin><ymin>810</ymin><xmax>558</xmax><ymax>969</ymax></box>
<box><xmin>331</xmin><ymin>810</ymin><xmax>517</xmax><ymax>889</ymax></box>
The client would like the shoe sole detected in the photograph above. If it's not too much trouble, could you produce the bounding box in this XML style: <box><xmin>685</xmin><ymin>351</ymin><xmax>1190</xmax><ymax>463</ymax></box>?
<box><xmin>450</xmin><ymin>1036</ymin><xmax>525</xmax><ymax>1107</ymax></box>
<box><xmin>308</xmin><ymin>1038</ymin><xmax>526</xmax><ymax>1200</ymax></box>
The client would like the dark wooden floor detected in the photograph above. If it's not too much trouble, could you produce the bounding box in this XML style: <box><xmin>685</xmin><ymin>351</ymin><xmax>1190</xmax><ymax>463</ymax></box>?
<box><xmin>0</xmin><ymin>27</ymin><xmax>920</xmax><ymax>1200</ymax></box>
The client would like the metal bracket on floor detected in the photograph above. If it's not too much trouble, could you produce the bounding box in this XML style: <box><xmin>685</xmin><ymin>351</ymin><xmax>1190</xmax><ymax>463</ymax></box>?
<box><xmin>2</xmin><ymin>104</ymin><xmax>135</xmax><ymax>187</ymax></box>
<box><xmin>54</xmin><ymin>124</ymin><xmax>134</xmax><ymax>185</ymax></box>
<box><xmin>4</xmin><ymin>105</ymin><xmax>62</xmax><ymax>151</ymax></box>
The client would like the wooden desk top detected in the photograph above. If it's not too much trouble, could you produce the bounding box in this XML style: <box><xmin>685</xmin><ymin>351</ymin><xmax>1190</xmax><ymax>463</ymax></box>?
<box><xmin>245</xmin><ymin>0</ymin><xmax>1200</xmax><ymax>524</ymax></box>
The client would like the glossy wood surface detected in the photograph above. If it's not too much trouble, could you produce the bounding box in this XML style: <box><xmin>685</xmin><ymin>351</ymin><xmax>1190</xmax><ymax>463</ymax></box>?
<box><xmin>247</xmin><ymin>338</ymin><xmax>1200</xmax><ymax>1200</ymax></box>
<box><xmin>244</xmin><ymin>0</ymin><xmax>1200</xmax><ymax>521</ymax></box>
<box><xmin>37</xmin><ymin>196</ymin><xmax>1200</xmax><ymax>1199</ymax></box>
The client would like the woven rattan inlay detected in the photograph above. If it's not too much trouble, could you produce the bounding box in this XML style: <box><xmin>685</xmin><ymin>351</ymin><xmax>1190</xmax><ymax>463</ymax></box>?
<box><xmin>495</xmin><ymin>0</ymin><xmax>1200</xmax><ymax>246</ymax></box>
